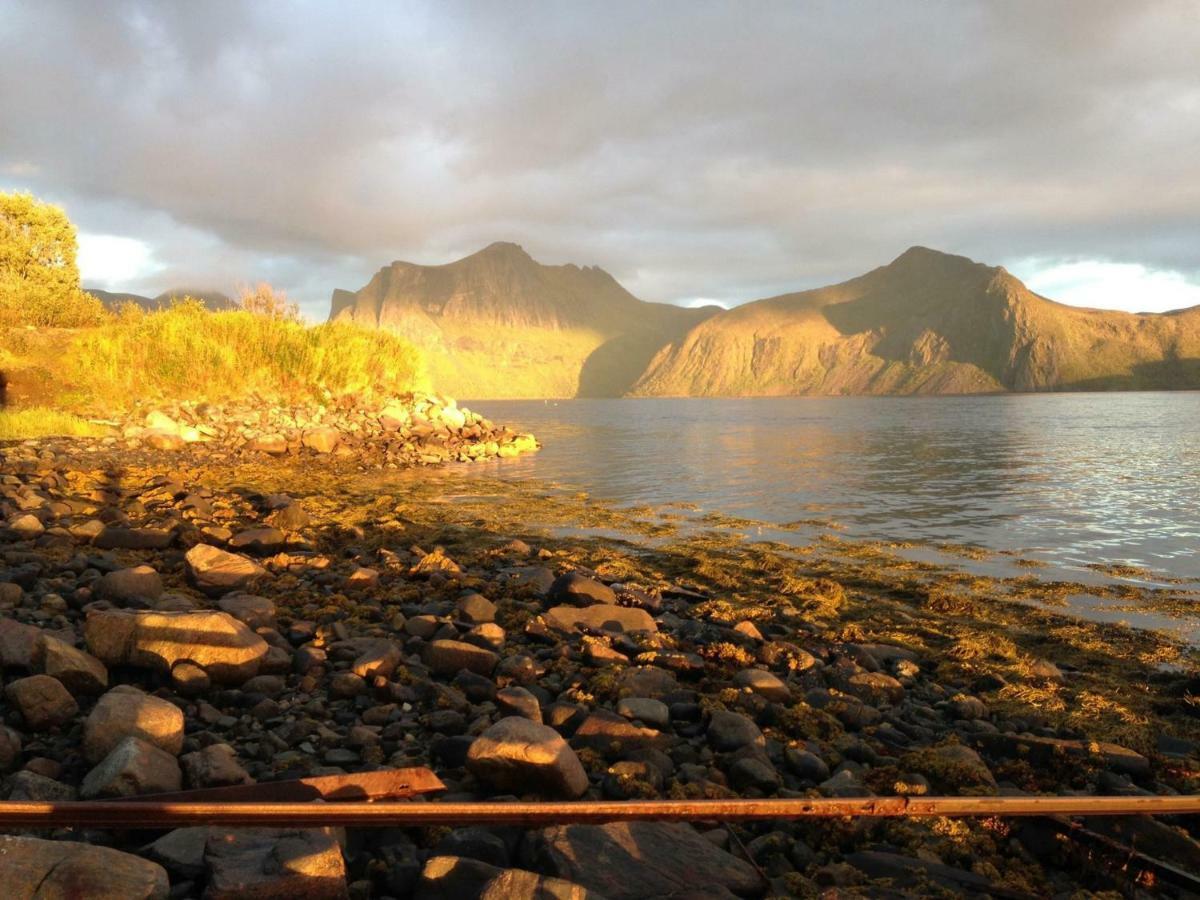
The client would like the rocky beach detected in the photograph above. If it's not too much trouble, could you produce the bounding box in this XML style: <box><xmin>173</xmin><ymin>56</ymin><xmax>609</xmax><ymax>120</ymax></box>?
<box><xmin>0</xmin><ymin>396</ymin><xmax>1196</xmax><ymax>899</ymax></box>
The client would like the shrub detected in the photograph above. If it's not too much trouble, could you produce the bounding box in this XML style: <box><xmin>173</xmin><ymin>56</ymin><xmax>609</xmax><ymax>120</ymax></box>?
<box><xmin>67</xmin><ymin>298</ymin><xmax>426</xmax><ymax>408</ymax></box>
<box><xmin>0</xmin><ymin>192</ymin><xmax>106</xmax><ymax>327</ymax></box>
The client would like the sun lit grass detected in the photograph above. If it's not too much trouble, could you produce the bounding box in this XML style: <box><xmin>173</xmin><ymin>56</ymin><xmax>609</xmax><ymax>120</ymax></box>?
<box><xmin>65</xmin><ymin>299</ymin><xmax>427</xmax><ymax>408</ymax></box>
<box><xmin>0</xmin><ymin>407</ymin><xmax>107</xmax><ymax>440</ymax></box>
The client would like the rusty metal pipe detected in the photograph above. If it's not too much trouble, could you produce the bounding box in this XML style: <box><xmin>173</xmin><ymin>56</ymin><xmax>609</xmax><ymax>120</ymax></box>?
<box><xmin>0</xmin><ymin>795</ymin><xmax>1197</xmax><ymax>829</ymax></box>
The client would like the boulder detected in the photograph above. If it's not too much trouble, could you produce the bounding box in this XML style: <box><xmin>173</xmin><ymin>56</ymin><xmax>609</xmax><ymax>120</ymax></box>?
<box><xmin>247</xmin><ymin>434</ymin><xmax>289</xmax><ymax>455</ymax></box>
<box><xmin>417</xmin><ymin>858</ymin><xmax>600</xmax><ymax>900</ymax></box>
<box><xmin>526</xmin><ymin>822</ymin><xmax>764</xmax><ymax>900</ymax></box>
<box><xmin>302</xmin><ymin>427</ymin><xmax>341</xmax><ymax>454</ymax></box>
<box><xmin>228</xmin><ymin>527</ymin><xmax>287</xmax><ymax>555</ymax></box>
<box><xmin>0</xmin><ymin>617</ymin><xmax>42</xmax><ymax>668</ymax></box>
<box><xmin>549</xmin><ymin>573</ymin><xmax>617</xmax><ymax>606</ymax></box>
<box><xmin>733</xmin><ymin>668</ymin><xmax>791</xmax><ymax>703</ymax></box>
<box><xmin>707</xmin><ymin>710</ymin><xmax>764</xmax><ymax>752</ymax></box>
<box><xmin>142</xmin><ymin>827</ymin><xmax>209</xmax><ymax>880</ymax></box>
<box><xmin>85</xmin><ymin>608</ymin><xmax>269</xmax><ymax>684</ymax></box>
<box><xmin>204</xmin><ymin>827</ymin><xmax>348</xmax><ymax>899</ymax></box>
<box><xmin>0</xmin><ymin>724</ymin><xmax>21</xmax><ymax>770</ymax></box>
<box><xmin>973</xmin><ymin>732</ymin><xmax>1151</xmax><ymax>778</ymax></box>
<box><xmin>0</xmin><ymin>835</ymin><xmax>168</xmax><ymax>899</ymax></box>
<box><xmin>543</xmin><ymin>605</ymin><xmax>657</xmax><ymax>635</ymax></box>
<box><xmin>94</xmin><ymin>525</ymin><xmax>175</xmax><ymax>550</ymax></box>
<box><xmin>84</xmin><ymin>685</ymin><xmax>185</xmax><ymax>763</ymax></box>
<box><xmin>39</xmin><ymin>634</ymin><xmax>108</xmax><ymax>696</ymax></box>
<box><xmin>467</xmin><ymin>717</ymin><xmax>590</xmax><ymax>799</ymax></box>
<box><xmin>424</xmin><ymin>639</ymin><xmax>499</xmax><ymax>676</ymax></box>
<box><xmin>185</xmin><ymin>544</ymin><xmax>267</xmax><ymax>593</ymax></box>
<box><xmin>4</xmin><ymin>674</ymin><xmax>78</xmax><ymax>730</ymax></box>
<box><xmin>181</xmin><ymin>743</ymin><xmax>253</xmax><ymax>788</ymax></box>
<box><xmin>95</xmin><ymin>565</ymin><xmax>164</xmax><ymax>605</ymax></box>
<box><xmin>81</xmin><ymin>736</ymin><xmax>183</xmax><ymax>798</ymax></box>
<box><xmin>572</xmin><ymin>711</ymin><xmax>670</xmax><ymax>756</ymax></box>
<box><xmin>218</xmin><ymin>594</ymin><xmax>277</xmax><ymax>630</ymax></box>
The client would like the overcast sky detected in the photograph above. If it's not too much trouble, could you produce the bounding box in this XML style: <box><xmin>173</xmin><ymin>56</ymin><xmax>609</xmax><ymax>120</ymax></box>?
<box><xmin>3</xmin><ymin>1</ymin><xmax>1199</xmax><ymax>318</ymax></box>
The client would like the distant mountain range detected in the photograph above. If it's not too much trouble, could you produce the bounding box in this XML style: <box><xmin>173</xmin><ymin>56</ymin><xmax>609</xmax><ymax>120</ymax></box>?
<box><xmin>87</xmin><ymin>288</ymin><xmax>235</xmax><ymax>312</ymax></box>
<box><xmin>330</xmin><ymin>243</ymin><xmax>1200</xmax><ymax>398</ymax></box>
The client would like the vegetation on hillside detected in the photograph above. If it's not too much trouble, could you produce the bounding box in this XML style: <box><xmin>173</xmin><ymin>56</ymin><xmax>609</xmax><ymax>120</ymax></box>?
<box><xmin>0</xmin><ymin>191</ymin><xmax>105</xmax><ymax>327</ymax></box>
<box><xmin>67</xmin><ymin>299</ymin><xmax>426</xmax><ymax>408</ymax></box>
<box><xmin>0</xmin><ymin>193</ymin><xmax>428</xmax><ymax>436</ymax></box>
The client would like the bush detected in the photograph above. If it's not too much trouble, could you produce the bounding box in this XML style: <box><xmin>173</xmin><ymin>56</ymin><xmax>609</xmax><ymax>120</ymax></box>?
<box><xmin>68</xmin><ymin>298</ymin><xmax>427</xmax><ymax>407</ymax></box>
<box><xmin>0</xmin><ymin>192</ymin><xmax>106</xmax><ymax>327</ymax></box>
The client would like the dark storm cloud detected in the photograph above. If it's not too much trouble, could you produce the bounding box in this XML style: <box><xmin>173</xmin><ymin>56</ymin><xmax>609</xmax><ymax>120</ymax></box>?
<box><xmin>2</xmin><ymin>0</ymin><xmax>1198</xmax><ymax>316</ymax></box>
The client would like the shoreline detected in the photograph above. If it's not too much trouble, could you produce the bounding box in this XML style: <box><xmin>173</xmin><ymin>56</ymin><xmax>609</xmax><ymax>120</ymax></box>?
<box><xmin>0</xmin><ymin>438</ymin><xmax>1198</xmax><ymax>896</ymax></box>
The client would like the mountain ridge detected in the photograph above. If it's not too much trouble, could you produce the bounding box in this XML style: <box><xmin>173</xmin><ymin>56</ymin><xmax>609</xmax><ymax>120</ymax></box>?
<box><xmin>330</xmin><ymin>244</ymin><xmax>1200</xmax><ymax>398</ymax></box>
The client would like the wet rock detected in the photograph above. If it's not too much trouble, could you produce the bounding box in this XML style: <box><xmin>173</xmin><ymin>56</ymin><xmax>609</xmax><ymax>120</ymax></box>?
<box><xmin>7</xmin><ymin>770</ymin><xmax>76</xmax><ymax>801</ymax></box>
<box><xmin>181</xmin><ymin>742</ymin><xmax>253</xmax><ymax>788</ymax></box>
<box><xmin>7</xmin><ymin>513</ymin><xmax>44</xmax><ymax>537</ymax></box>
<box><xmin>573</xmin><ymin>710</ymin><xmax>669</xmax><ymax>755</ymax></box>
<box><xmin>229</xmin><ymin>526</ymin><xmax>287</xmax><ymax>555</ymax></box>
<box><xmin>707</xmin><ymin>710</ymin><xmax>764</xmax><ymax>751</ymax></box>
<box><xmin>350</xmin><ymin>640</ymin><xmax>402</xmax><ymax>680</ymax></box>
<box><xmin>732</xmin><ymin>668</ymin><xmax>791</xmax><ymax>703</ymax></box>
<box><xmin>204</xmin><ymin>827</ymin><xmax>348</xmax><ymax>899</ymax></box>
<box><xmin>185</xmin><ymin>544</ymin><xmax>268</xmax><ymax>593</ymax></box>
<box><xmin>456</xmin><ymin>592</ymin><xmax>497</xmax><ymax>624</ymax></box>
<box><xmin>302</xmin><ymin>427</ymin><xmax>341</xmax><ymax>454</ymax></box>
<box><xmin>0</xmin><ymin>834</ymin><xmax>168</xmax><ymax>899</ymax></box>
<box><xmin>784</xmin><ymin>747</ymin><xmax>830</xmax><ymax>782</ymax></box>
<box><xmin>543</xmin><ymin>605</ymin><xmax>657</xmax><ymax>635</ymax></box>
<box><xmin>4</xmin><ymin>674</ymin><xmax>78</xmax><ymax>730</ymax></box>
<box><xmin>143</xmin><ymin>826</ymin><xmax>209</xmax><ymax>879</ymax></box>
<box><xmin>729</xmin><ymin>756</ymin><xmax>782</xmax><ymax>792</ymax></box>
<box><xmin>0</xmin><ymin>617</ymin><xmax>42</xmax><ymax>668</ymax></box>
<box><xmin>39</xmin><ymin>634</ymin><xmax>108</xmax><ymax>696</ymax></box>
<box><xmin>549</xmin><ymin>572</ymin><xmax>616</xmax><ymax>606</ymax></box>
<box><xmin>973</xmin><ymin>731</ymin><xmax>1150</xmax><ymax>777</ymax></box>
<box><xmin>84</xmin><ymin>685</ymin><xmax>185</xmax><ymax>763</ymax></box>
<box><xmin>496</xmin><ymin>685</ymin><xmax>542</xmax><ymax>722</ymax></box>
<box><xmin>526</xmin><ymin>821</ymin><xmax>765</xmax><ymax>900</ymax></box>
<box><xmin>95</xmin><ymin>564</ymin><xmax>164</xmax><ymax>605</ymax></box>
<box><xmin>218</xmin><ymin>594</ymin><xmax>277</xmax><ymax>630</ymax></box>
<box><xmin>424</xmin><ymin>639</ymin><xmax>499</xmax><ymax>676</ymax></box>
<box><xmin>81</xmin><ymin>736</ymin><xmax>183</xmax><ymax>798</ymax></box>
<box><xmin>434</xmin><ymin>827</ymin><xmax>510</xmax><ymax>867</ymax></box>
<box><xmin>466</xmin><ymin>716</ymin><xmax>590</xmax><ymax>798</ymax></box>
<box><xmin>94</xmin><ymin>525</ymin><xmax>175</xmax><ymax>550</ymax></box>
<box><xmin>0</xmin><ymin>724</ymin><xmax>21</xmax><ymax>770</ymax></box>
<box><xmin>616</xmin><ymin>697</ymin><xmax>670</xmax><ymax>730</ymax></box>
<box><xmin>85</xmin><ymin>608</ymin><xmax>269</xmax><ymax>684</ymax></box>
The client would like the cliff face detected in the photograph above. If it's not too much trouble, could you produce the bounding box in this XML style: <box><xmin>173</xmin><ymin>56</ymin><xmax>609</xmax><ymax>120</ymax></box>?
<box><xmin>333</xmin><ymin>243</ymin><xmax>1200</xmax><ymax>399</ymax></box>
<box><xmin>330</xmin><ymin>242</ymin><xmax>716</xmax><ymax>398</ymax></box>
<box><xmin>632</xmin><ymin>247</ymin><xmax>1200</xmax><ymax>396</ymax></box>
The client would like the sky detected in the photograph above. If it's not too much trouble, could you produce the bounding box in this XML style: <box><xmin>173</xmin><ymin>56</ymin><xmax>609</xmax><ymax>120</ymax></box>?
<box><xmin>2</xmin><ymin>1</ymin><xmax>1199</xmax><ymax>319</ymax></box>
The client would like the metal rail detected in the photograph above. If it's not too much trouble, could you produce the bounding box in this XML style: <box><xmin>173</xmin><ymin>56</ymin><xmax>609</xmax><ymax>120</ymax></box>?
<box><xmin>0</xmin><ymin>795</ymin><xmax>1198</xmax><ymax>829</ymax></box>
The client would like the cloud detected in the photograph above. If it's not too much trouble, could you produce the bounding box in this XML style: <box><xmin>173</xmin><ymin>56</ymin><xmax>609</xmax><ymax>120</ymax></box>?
<box><xmin>2</xmin><ymin>0</ymin><xmax>1199</xmax><ymax>317</ymax></box>
<box><xmin>1013</xmin><ymin>259</ymin><xmax>1200</xmax><ymax>314</ymax></box>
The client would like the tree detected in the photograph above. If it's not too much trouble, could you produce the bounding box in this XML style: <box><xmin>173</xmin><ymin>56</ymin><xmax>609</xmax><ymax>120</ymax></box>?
<box><xmin>0</xmin><ymin>191</ymin><xmax>105</xmax><ymax>327</ymax></box>
<box><xmin>238</xmin><ymin>282</ymin><xmax>300</xmax><ymax>320</ymax></box>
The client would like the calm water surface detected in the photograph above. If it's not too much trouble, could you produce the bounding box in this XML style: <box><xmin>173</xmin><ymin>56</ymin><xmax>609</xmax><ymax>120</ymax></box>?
<box><xmin>459</xmin><ymin>394</ymin><xmax>1200</xmax><ymax>583</ymax></box>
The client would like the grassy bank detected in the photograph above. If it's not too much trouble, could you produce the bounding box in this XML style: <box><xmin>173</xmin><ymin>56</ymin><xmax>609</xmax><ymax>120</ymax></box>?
<box><xmin>0</xmin><ymin>406</ymin><xmax>107</xmax><ymax>439</ymax></box>
<box><xmin>0</xmin><ymin>300</ymin><xmax>427</xmax><ymax>428</ymax></box>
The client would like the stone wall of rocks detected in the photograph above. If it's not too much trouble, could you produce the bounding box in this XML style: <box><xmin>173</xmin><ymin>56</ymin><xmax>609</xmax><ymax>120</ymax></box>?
<box><xmin>123</xmin><ymin>392</ymin><xmax>538</xmax><ymax>465</ymax></box>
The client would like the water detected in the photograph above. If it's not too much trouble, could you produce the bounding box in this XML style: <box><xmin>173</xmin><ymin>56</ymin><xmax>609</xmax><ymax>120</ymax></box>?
<box><xmin>461</xmin><ymin>393</ymin><xmax>1200</xmax><ymax>584</ymax></box>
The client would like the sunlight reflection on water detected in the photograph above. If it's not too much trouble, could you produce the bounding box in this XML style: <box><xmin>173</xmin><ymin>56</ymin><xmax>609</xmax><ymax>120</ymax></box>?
<box><xmin>448</xmin><ymin>393</ymin><xmax>1200</xmax><ymax>582</ymax></box>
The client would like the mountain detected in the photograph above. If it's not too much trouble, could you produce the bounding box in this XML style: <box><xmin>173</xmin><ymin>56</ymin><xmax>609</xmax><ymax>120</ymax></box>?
<box><xmin>329</xmin><ymin>242</ymin><xmax>717</xmax><ymax>398</ymax></box>
<box><xmin>87</xmin><ymin>288</ymin><xmax>235</xmax><ymax>312</ymax></box>
<box><xmin>632</xmin><ymin>247</ymin><xmax>1200</xmax><ymax>396</ymax></box>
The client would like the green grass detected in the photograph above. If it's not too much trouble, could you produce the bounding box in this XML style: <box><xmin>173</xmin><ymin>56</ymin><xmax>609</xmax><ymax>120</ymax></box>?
<box><xmin>0</xmin><ymin>407</ymin><xmax>107</xmax><ymax>440</ymax></box>
<box><xmin>66</xmin><ymin>300</ymin><xmax>427</xmax><ymax>408</ymax></box>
